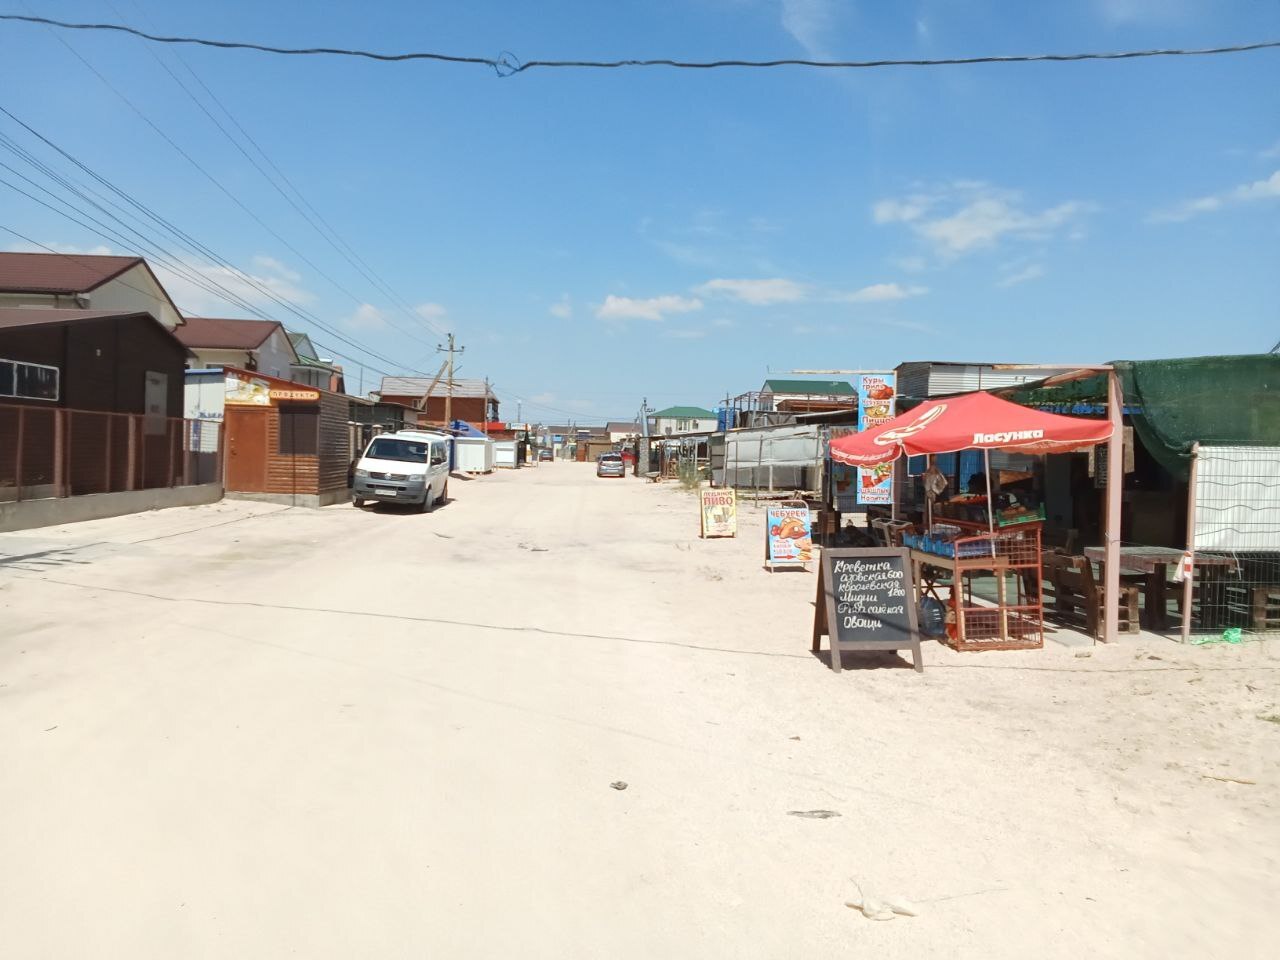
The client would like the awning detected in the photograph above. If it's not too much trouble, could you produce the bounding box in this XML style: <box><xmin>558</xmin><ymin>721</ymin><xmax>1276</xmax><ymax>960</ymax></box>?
<box><xmin>829</xmin><ymin>391</ymin><xmax>1113</xmax><ymax>466</ymax></box>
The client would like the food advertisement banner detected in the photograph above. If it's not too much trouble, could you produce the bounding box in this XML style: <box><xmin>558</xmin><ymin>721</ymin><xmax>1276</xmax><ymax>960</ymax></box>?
<box><xmin>828</xmin><ymin>426</ymin><xmax>861</xmax><ymax>513</ymax></box>
<box><xmin>699</xmin><ymin>488</ymin><xmax>738</xmax><ymax>538</ymax></box>
<box><xmin>765</xmin><ymin>503</ymin><xmax>813</xmax><ymax>568</ymax></box>
<box><xmin>225</xmin><ymin>373</ymin><xmax>270</xmax><ymax>406</ymax></box>
<box><xmin>855</xmin><ymin>374</ymin><xmax>897</xmax><ymax>505</ymax></box>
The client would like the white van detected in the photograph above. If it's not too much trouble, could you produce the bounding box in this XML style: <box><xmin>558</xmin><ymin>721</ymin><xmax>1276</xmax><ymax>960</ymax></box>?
<box><xmin>352</xmin><ymin>430</ymin><xmax>451</xmax><ymax>511</ymax></box>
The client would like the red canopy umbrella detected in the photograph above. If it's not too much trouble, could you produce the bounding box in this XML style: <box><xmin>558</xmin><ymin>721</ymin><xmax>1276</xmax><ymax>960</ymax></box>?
<box><xmin>829</xmin><ymin>391</ymin><xmax>1112</xmax><ymax>466</ymax></box>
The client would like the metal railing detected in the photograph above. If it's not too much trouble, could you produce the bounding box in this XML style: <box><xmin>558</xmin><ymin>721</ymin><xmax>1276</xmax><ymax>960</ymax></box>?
<box><xmin>0</xmin><ymin>403</ymin><xmax>222</xmax><ymax>503</ymax></box>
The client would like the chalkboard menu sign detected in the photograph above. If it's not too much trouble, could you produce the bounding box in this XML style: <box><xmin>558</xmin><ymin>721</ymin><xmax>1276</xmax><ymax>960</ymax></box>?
<box><xmin>811</xmin><ymin>547</ymin><xmax>923</xmax><ymax>673</ymax></box>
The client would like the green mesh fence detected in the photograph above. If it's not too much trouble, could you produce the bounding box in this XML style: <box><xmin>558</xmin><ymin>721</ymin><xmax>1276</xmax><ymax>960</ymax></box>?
<box><xmin>1003</xmin><ymin>354</ymin><xmax>1280</xmax><ymax>480</ymax></box>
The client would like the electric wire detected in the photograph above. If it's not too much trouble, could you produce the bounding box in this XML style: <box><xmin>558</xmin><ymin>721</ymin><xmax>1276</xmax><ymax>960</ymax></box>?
<box><xmin>1</xmin><ymin>14</ymin><xmax>1276</xmax><ymax>74</ymax></box>
<box><xmin>19</xmin><ymin>7</ymin><xmax>445</xmax><ymax>352</ymax></box>
<box><xmin>0</xmin><ymin>121</ymin><xmax>424</xmax><ymax>377</ymax></box>
<box><xmin>109</xmin><ymin>0</ymin><xmax>448</xmax><ymax>341</ymax></box>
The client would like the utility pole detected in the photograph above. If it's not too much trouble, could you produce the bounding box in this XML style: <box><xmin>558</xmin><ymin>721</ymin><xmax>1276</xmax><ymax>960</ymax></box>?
<box><xmin>436</xmin><ymin>333</ymin><xmax>464</xmax><ymax>429</ymax></box>
<box><xmin>483</xmin><ymin>378</ymin><xmax>490</xmax><ymax>436</ymax></box>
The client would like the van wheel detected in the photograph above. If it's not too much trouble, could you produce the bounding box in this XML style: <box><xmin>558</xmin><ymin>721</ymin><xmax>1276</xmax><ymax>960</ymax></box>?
<box><xmin>420</xmin><ymin>491</ymin><xmax>434</xmax><ymax>513</ymax></box>
<box><xmin>352</xmin><ymin>497</ymin><xmax>365</xmax><ymax>508</ymax></box>
<box><xmin>438</xmin><ymin>481</ymin><xmax>449</xmax><ymax>505</ymax></box>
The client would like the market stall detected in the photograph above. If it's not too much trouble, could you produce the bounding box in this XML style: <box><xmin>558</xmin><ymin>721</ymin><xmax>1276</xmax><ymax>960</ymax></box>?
<box><xmin>831</xmin><ymin>391</ymin><xmax>1113</xmax><ymax>650</ymax></box>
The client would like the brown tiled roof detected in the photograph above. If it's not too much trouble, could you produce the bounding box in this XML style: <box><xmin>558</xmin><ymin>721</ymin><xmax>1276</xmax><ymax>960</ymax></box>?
<box><xmin>0</xmin><ymin>252</ymin><xmax>143</xmax><ymax>294</ymax></box>
<box><xmin>175</xmin><ymin>316</ymin><xmax>283</xmax><ymax>350</ymax></box>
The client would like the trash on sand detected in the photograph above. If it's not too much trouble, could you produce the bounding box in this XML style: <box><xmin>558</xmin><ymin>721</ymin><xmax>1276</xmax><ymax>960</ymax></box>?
<box><xmin>1074</xmin><ymin>650</ymin><xmax>1092</xmax><ymax>659</ymax></box>
<box><xmin>845</xmin><ymin>881</ymin><xmax>918</xmax><ymax>921</ymax></box>
<box><xmin>1201</xmin><ymin>774</ymin><xmax>1256</xmax><ymax>786</ymax></box>
<box><xmin>1192</xmin><ymin>627</ymin><xmax>1243</xmax><ymax>645</ymax></box>
<box><xmin>610</xmin><ymin>781</ymin><xmax>628</xmax><ymax>791</ymax></box>
<box><xmin>788</xmin><ymin>809</ymin><xmax>840</xmax><ymax>819</ymax></box>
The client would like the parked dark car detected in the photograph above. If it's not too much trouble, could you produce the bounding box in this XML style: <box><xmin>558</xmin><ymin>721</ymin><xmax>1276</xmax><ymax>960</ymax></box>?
<box><xmin>538</xmin><ymin>448</ymin><xmax>553</xmax><ymax>461</ymax></box>
<box><xmin>596</xmin><ymin>453</ymin><xmax>626</xmax><ymax>478</ymax></box>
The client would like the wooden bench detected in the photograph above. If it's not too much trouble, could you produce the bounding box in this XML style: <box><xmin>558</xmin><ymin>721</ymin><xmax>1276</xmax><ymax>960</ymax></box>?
<box><xmin>1045</xmin><ymin>555</ymin><xmax>1140</xmax><ymax>639</ymax></box>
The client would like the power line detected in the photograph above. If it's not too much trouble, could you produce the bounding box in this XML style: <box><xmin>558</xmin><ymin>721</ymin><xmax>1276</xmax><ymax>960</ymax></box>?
<box><xmin>1</xmin><ymin>14</ymin><xmax>1276</xmax><ymax>73</ymax></box>
<box><xmin>110</xmin><ymin>0</ymin><xmax>449</xmax><ymax>341</ymax></box>
<box><xmin>20</xmin><ymin>8</ymin><xmax>446</xmax><ymax>352</ymax></box>
<box><xmin>0</xmin><ymin>110</ymin><xmax>429</xmax><ymax>376</ymax></box>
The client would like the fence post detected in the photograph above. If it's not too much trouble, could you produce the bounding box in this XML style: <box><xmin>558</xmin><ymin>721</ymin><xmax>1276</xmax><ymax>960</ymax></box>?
<box><xmin>14</xmin><ymin>406</ymin><xmax>24</xmax><ymax>502</ymax></box>
<box><xmin>105</xmin><ymin>414</ymin><xmax>113</xmax><ymax>492</ymax></box>
<box><xmin>182</xmin><ymin>421</ymin><xmax>191</xmax><ymax>487</ymax></box>
<box><xmin>126</xmin><ymin>414</ymin><xmax>138</xmax><ymax>491</ymax></box>
<box><xmin>53</xmin><ymin>408</ymin><xmax>66</xmax><ymax>498</ymax></box>
<box><xmin>167</xmin><ymin>419</ymin><xmax>176</xmax><ymax>488</ymax></box>
<box><xmin>1182</xmin><ymin>443</ymin><xmax>1199</xmax><ymax>643</ymax></box>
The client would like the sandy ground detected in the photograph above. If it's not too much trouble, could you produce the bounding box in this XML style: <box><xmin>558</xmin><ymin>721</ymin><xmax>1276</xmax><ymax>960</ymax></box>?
<box><xmin>1</xmin><ymin>462</ymin><xmax>1277</xmax><ymax>959</ymax></box>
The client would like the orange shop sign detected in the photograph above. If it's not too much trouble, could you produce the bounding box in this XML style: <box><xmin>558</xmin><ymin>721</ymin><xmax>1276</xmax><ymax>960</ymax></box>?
<box><xmin>269</xmin><ymin>388</ymin><xmax>320</xmax><ymax>401</ymax></box>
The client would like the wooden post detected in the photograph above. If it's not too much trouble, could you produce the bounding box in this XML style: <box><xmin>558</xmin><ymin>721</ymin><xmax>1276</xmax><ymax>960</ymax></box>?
<box><xmin>14</xmin><ymin>406</ymin><xmax>25</xmax><ymax>502</ymax></box>
<box><xmin>126</xmin><ymin>414</ymin><xmax>138</xmax><ymax>491</ymax></box>
<box><xmin>1102</xmin><ymin>369</ymin><xmax>1124</xmax><ymax>644</ymax></box>
<box><xmin>53</xmin><ymin>408</ymin><xmax>66</xmax><ymax>497</ymax></box>
<box><xmin>104</xmin><ymin>414</ymin><xmax>113</xmax><ymax>491</ymax></box>
<box><xmin>1182</xmin><ymin>442</ymin><xmax>1199</xmax><ymax>643</ymax></box>
<box><xmin>181</xmin><ymin>421</ymin><xmax>191</xmax><ymax>487</ymax></box>
<box><xmin>167</xmin><ymin>419</ymin><xmax>176</xmax><ymax>487</ymax></box>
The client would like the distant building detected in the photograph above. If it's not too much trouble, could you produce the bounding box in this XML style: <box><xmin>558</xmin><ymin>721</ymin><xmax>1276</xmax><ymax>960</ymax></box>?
<box><xmin>650</xmin><ymin>405</ymin><xmax>716</xmax><ymax>436</ymax></box>
<box><xmin>606</xmin><ymin>421</ymin><xmax>641</xmax><ymax>442</ymax></box>
<box><xmin>0</xmin><ymin>252</ymin><xmax>185</xmax><ymax>331</ymax></box>
<box><xmin>377</xmin><ymin>376</ymin><xmax>498</xmax><ymax>426</ymax></box>
<box><xmin>174</xmin><ymin>317</ymin><xmax>298</xmax><ymax>380</ymax></box>
<box><xmin>759</xmin><ymin>378</ymin><xmax>856</xmax><ymax>413</ymax></box>
<box><xmin>288</xmin><ymin>331</ymin><xmax>345</xmax><ymax>393</ymax></box>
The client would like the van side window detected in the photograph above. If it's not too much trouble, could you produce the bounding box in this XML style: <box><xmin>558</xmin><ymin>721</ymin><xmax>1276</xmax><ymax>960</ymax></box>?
<box><xmin>430</xmin><ymin>444</ymin><xmax>448</xmax><ymax>466</ymax></box>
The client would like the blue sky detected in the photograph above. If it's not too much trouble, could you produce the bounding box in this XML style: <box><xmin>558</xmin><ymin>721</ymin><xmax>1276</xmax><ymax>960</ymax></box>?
<box><xmin>1</xmin><ymin>0</ymin><xmax>1277</xmax><ymax>422</ymax></box>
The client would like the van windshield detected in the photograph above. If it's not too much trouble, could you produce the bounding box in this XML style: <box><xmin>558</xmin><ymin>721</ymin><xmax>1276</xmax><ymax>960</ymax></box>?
<box><xmin>366</xmin><ymin>438</ymin><xmax>430</xmax><ymax>463</ymax></box>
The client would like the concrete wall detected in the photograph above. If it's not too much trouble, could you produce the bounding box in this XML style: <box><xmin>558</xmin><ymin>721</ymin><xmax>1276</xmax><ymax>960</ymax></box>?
<box><xmin>0</xmin><ymin>483</ymin><xmax>223</xmax><ymax>533</ymax></box>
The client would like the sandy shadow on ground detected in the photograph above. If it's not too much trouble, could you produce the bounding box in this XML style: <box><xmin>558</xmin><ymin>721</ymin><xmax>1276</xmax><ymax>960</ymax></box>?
<box><xmin>810</xmin><ymin>648</ymin><xmax>918</xmax><ymax>671</ymax></box>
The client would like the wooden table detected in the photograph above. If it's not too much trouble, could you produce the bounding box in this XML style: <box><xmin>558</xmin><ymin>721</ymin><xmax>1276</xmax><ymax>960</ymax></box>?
<box><xmin>1083</xmin><ymin>546</ymin><xmax>1237</xmax><ymax>631</ymax></box>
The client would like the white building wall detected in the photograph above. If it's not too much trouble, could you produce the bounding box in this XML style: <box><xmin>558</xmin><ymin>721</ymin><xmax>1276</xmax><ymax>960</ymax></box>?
<box><xmin>652</xmin><ymin>416</ymin><xmax>717</xmax><ymax>435</ymax></box>
<box><xmin>187</xmin><ymin>347</ymin><xmax>253</xmax><ymax>370</ymax></box>
<box><xmin>87</xmin><ymin>265</ymin><xmax>183</xmax><ymax>330</ymax></box>
<box><xmin>256</xmin><ymin>328</ymin><xmax>295</xmax><ymax>380</ymax></box>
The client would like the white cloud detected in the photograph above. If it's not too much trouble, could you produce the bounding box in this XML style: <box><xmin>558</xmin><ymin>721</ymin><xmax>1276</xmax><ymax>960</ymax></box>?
<box><xmin>595</xmin><ymin>294</ymin><xmax>703</xmax><ymax>322</ymax></box>
<box><xmin>664</xmin><ymin>328</ymin><xmax>708</xmax><ymax>340</ymax></box>
<box><xmin>6</xmin><ymin>241</ymin><xmax>115</xmax><ymax>256</ymax></box>
<box><xmin>415</xmin><ymin>302</ymin><xmax>446</xmax><ymax>320</ymax></box>
<box><xmin>342</xmin><ymin>304</ymin><xmax>386</xmax><ymax>330</ymax></box>
<box><xmin>696</xmin><ymin>277</ymin><xmax>807</xmax><ymax>305</ymax></box>
<box><xmin>549</xmin><ymin>294</ymin><xmax>572</xmax><ymax>319</ymax></box>
<box><xmin>780</xmin><ymin>0</ymin><xmax>835</xmax><ymax>58</ymax></box>
<box><xmin>996</xmin><ymin>264</ymin><xmax>1045</xmax><ymax>288</ymax></box>
<box><xmin>892</xmin><ymin>255</ymin><xmax>928</xmax><ymax>273</ymax></box>
<box><xmin>251</xmin><ymin>255</ymin><xmax>300</xmax><ymax>282</ymax></box>
<box><xmin>1149</xmin><ymin>169</ymin><xmax>1280</xmax><ymax>223</ymax></box>
<box><xmin>837</xmin><ymin>282</ymin><xmax>928</xmax><ymax>303</ymax></box>
<box><xmin>155</xmin><ymin>255</ymin><xmax>314</xmax><ymax>317</ymax></box>
<box><xmin>873</xmin><ymin>196</ymin><xmax>932</xmax><ymax>224</ymax></box>
<box><xmin>873</xmin><ymin>182</ymin><xmax>1093</xmax><ymax>257</ymax></box>
<box><xmin>710</xmin><ymin>317</ymin><xmax>734</xmax><ymax>328</ymax></box>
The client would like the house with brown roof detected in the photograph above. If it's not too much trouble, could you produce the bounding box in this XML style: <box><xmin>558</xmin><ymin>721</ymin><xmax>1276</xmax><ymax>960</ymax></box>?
<box><xmin>175</xmin><ymin>317</ymin><xmax>298</xmax><ymax>380</ymax></box>
<box><xmin>0</xmin><ymin>252</ymin><xmax>185</xmax><ymax>331</ymax></box>
<box><xmin>376</xmin><ymin>376</ymin><xmax>498</xmax><ymax>426</ymax></box>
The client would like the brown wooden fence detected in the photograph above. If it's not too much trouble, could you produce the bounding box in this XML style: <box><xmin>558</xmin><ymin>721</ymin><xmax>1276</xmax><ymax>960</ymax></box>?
<box><xmin>0</xmin><ymin>404</ymin><xmax>222</xmax><ymax>502</ymax></box>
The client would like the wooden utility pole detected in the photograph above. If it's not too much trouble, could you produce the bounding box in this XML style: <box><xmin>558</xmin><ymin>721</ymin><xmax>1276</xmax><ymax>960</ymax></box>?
<box><xmin>437</xmin><ymin>333</ymin><xmax>464</xmax><ymax>428</ymax></box>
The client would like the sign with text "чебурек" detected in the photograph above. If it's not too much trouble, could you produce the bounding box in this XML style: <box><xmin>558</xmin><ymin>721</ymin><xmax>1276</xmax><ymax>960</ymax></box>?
<box><xmin>812</xmin><ymin>547</ymin><xmax>923</xmax><ymax>673</ymax></box>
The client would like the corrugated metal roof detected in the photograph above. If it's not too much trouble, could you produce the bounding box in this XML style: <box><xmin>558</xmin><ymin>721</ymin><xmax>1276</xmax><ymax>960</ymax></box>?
<box><xmin>0</xmin><ymin>252</ymin><xmax>142</xmax><ymax>294</ymax></box>
<box><xmin>763</xmin><ymin>378</ymin><xmax>855</xmax><ymax>396</ymax></box>
<box><xmin>605</xmin><ymin>421</ymin><xmax>641</xmax><ymax>433</ymax></box>
<box><xmin>176</xmin><ymin>316</ymin><xmax>282</xmax><ymax>350</ymax></box>
<box><xmin>379</xmin><ymin>376</ymin><xmax>495</xmax><ymax>399</ymax></box>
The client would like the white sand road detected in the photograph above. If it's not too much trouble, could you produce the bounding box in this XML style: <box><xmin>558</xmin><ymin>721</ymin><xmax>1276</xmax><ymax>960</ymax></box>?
<box><xmin>1</xmin><ymin>463</ymin><xmax>1276</xmax><ymax>958</ymax></box>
